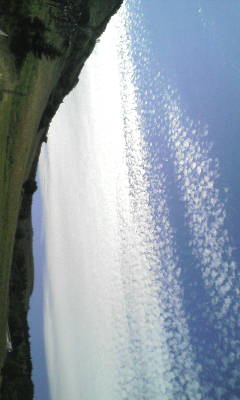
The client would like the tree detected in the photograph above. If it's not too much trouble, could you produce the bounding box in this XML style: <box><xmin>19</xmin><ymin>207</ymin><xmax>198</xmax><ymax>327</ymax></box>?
<box><xmin>51</xmin><ymin>0</ymin><xmax>90</xmax><ymax>43</ymax></box>
<box><xmin>10</xmin><ymin>16</ymin><xmax>61</xmax><ymax>66</ymax></box>
<box><xmin>22</xmin><ymin>179</ymin><xmax>37</xmax><ymax>195</ymax></box>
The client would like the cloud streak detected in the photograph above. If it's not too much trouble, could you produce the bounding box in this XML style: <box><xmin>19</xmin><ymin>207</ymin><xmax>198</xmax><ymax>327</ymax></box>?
<box><xmin>39</xmin><ymin>2</ymin><xmax>203</xmax><ymax>399</ymax></box>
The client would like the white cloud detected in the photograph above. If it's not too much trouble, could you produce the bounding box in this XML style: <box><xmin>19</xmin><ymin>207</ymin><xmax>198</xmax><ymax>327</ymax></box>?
<box><xmin>38</xmin><ymin>3</ymin><xmax>205</xmax><ymax>399</ymax></box>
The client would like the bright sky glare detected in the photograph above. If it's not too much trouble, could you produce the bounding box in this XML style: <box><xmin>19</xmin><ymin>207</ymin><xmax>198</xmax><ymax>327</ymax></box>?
<box><xmin>30</xmin><ymin>1</ymin><xmax>240</xmax><ymax>399</ymax></box>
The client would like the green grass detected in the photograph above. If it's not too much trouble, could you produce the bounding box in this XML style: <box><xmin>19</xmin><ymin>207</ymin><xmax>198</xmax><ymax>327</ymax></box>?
<box><xmin>0</xmin><ymin>18</ymin><xmax>63</xmax><ymax>374</ymax></box>
<box><xmin>0</xmin><ymin>0</ymin><xmax>123</xmax><ymax>380</ymax></box>
<box><xmin>0</xmin><ymin>2</ymin><xmax>74</xmax><ymax>372</ymax></box>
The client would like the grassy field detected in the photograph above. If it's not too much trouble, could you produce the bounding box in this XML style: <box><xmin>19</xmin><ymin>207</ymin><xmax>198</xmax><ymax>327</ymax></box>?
<box><xmin>0</xmin><ymin>0</ymin><xmax>70</xmax><ymax>373</ymax></box>
<box><xmin>0</xmin><ymin>0</ymin><xmax>122</xmax><ymax>387</ymax></box>
<box><xmin>0</xmin><ymin>44</ymin><xmax>63</xmax><ymax>371</ymax></box>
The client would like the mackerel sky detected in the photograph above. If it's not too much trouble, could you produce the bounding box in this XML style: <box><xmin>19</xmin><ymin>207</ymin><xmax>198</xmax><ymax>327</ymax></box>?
<box><xmin>30</xmin><ymin>1</ymin><xmax>240</xmax><ymax>399</ymax></box>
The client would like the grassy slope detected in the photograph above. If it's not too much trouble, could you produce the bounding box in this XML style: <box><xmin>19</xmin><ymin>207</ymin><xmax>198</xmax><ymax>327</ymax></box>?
<box><xmin>0</xmin><ymin>0</ymin><xmax>123</xmax><ymax>374</ymax></box>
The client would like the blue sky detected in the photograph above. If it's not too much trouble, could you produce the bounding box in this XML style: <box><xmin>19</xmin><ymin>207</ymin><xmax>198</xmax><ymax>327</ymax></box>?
<box><xmin>29</xmin><ymin>186</ymin><xmax>50</xmax><ymax>400</ymax></box>
<box><xmin>30</xmin><ymin>1</ymin><xmax>240</xmax><ymax>399</ymax></box>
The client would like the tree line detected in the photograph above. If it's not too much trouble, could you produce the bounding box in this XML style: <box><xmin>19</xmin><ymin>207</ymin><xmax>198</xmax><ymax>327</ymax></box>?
<box><xmin>0</xmin><ymin>243</ymin><xmax>34</xmax><ymax>399</ymax></box>
<box><xmin>0</xmin><ymin>179</ymin><xmax>37</xmax><ymax>399</ymax></box>
<box><xmin>10</xmin><ymin>16</ymin><xmax>62</xmax><ymax>67</ymax></box>
<box><xmin>48</xmin><ymin>0</ymin><xmax>90</xmax><ymax>45</ymax></box>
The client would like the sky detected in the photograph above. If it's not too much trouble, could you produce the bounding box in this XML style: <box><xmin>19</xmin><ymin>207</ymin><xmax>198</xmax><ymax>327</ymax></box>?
<box><xmin>30</xmin><ymin>1</ymin><xmax>240</xmax><ymax>399</ymax></box>
<box><xmin>30</xmin><ymin>188</ymin><xmax>50</xmax><ymax>399</ymax></box>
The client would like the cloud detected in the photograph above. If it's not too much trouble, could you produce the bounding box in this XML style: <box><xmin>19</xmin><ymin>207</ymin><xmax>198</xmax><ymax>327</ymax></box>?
<box><xmin>39</xmin><ymin>3</ymin><xmax>204</xmax><ymax>399</ymax></box>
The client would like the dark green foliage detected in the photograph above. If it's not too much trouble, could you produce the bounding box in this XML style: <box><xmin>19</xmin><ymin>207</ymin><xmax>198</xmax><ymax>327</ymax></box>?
<box><xmin>22</xmin><ymin>180</ymin><xmax>38</xmax><ymax>195</ymax></box>
<box><xmin>0</xmin><ymin>0</ymin><xmax>59</xmax><ymax>68</ymax></box>
<box><xmin>50</xmin><ymin>0</ymin><xmax>90</xmax><ymax>45</ymax></box>
<box><xmin>39</xmin><ymin>102</ymin><xmax>56</xmax><ymax>130</ymax></box>
<box><xmin>0</xmin><ymin>0</ymin><xmax>30</xmax><ymax>20</ymax></box>
<box><xmin>1</xmin><ymin>171</ymin><xmax>35</xmax><ymax>397</ymax></box>
<box><xmin>1</xmin><ymin>248</ymin><xmax>34</xmax><ymax>400</ymax></box>
<box><xmin>9</xmin><ymin>16</ymin><xmax>61</xmax><ymax>67</ymax></box>
<box><xmin>41</xmin><ymin>133</ymin><xmax>48</xmax><ymax>143</ymax></box>
<box><xmin>0</xmin><ymin>0</ymin><xmax>123</xmax><ymax>397</ymax></box>
<box><xmin>19</xmin><ymin>180</ymin><xmax>37</xmax><ymax>220</ymax></box>
<box><xmin>19</xmin><ymin>198</ymin><xmax>31</xmax><ymax>220</ymax></box>
<box><xmin>15</xmin><ymin>228</ymin><xmax>25</xmax><ymax>240</ymax></box>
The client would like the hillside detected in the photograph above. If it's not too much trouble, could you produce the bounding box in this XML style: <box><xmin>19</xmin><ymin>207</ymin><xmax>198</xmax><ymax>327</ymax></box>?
<box><xmin>0</xmin><ymin>0</ymin><xmax>123</xmax><ymax>396</ymax></box>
